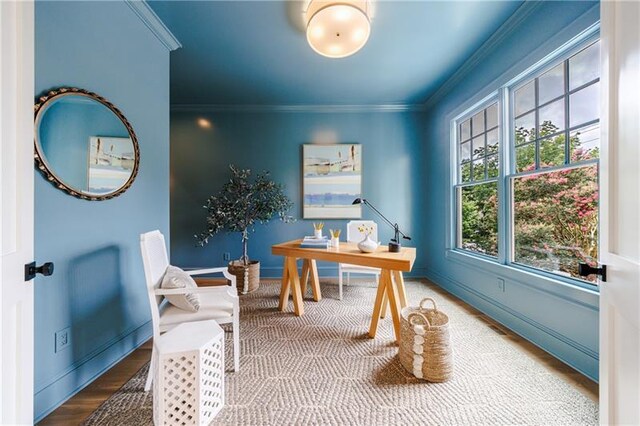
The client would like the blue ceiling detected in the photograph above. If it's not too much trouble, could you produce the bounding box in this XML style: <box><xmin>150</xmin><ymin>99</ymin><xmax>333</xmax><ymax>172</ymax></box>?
<box><xmin>150</xmin><ymin>1</ymin><xmax>523</xmax><ymax>106</ymax></box>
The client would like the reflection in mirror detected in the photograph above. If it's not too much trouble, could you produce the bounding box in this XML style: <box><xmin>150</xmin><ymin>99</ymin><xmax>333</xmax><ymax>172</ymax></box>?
<box><xmin>34</xmin><ymin>88</ymin><xmax>139</xmax><ymax>200</ymax></box>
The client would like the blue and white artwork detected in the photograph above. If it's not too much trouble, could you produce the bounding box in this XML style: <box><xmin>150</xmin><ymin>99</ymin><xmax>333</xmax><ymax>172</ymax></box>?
<box><xmin>303</xmin><ymin>144</ymin><xmax>362</xmax><ymax>219</ymax></box>
<box><xmin>87</xmin><ymin>136</ymin><xmax>135</xmax><ymax>194</ymax></box>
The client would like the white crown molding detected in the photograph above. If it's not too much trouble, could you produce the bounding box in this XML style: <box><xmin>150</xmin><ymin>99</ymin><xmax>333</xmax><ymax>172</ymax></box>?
<box><xmin>170</xmin><ymin>104</ymin><xmax>426</xmax><ymax>113</ymax></box>
<box><xmin>125</xmin><ymin>0</ymin><xmax>181</xmax><ymax>52</ymax></box>
<box><xmin>423</xmin><ymin>0</ymin><xmax>543</xmax><ymax>110</ymax></box>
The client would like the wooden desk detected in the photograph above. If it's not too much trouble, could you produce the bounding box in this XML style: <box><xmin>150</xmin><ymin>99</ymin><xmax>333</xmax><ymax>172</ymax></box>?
<box><xmin>271</xmin><ymin>240</ymin><xmax>416</xmax><ymax>342</ymax></box>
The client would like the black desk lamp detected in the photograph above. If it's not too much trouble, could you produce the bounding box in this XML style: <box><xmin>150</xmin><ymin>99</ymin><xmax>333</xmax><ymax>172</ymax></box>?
<box><xmin>352</xmin><ymin>198</ymin><xmax>411</xmax><ymax>252</ymax></box>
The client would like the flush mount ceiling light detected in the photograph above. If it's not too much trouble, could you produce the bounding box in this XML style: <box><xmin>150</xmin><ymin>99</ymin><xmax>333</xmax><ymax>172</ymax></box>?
<box><xmin>305</xmin><ymin>0</ymin><xmax>372</xmax><ymax>59</ymax></box>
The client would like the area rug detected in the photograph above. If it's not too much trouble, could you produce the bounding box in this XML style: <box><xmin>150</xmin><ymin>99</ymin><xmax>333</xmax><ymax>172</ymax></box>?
<box><xmin>83</xmin><ymin>280</ymin><xmax>598</xmax><ymax>425</ymax></box>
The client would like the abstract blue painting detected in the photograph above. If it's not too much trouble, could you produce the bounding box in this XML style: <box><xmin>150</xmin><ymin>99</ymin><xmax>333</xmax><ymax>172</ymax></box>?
<box><xmin>303</xmin><ymin>144</ymin><xmax>362</xmax><ymax>218</ymax></box>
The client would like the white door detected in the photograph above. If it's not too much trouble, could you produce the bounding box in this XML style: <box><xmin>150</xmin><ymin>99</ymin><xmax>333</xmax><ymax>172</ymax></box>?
<box><xmin>0</xmin><ymin>1</ymin><xmax>35</xmax><ymax>424</ymax></box>
<box><xmin>599</xmin><ymin>1</ymin><xmax>640</xmax><ymax>425</ymax></box>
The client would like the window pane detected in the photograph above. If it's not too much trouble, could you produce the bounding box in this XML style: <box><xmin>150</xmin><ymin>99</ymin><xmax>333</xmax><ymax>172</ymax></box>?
<box><xmin>460</xmin><ymin>119</ymin><xmax>471</xmax><ymax>141</ymax></box>
<box><xmin>487</xmin><ymin>155</ymin><xmax>499</xmax><ymax>178</ymax></box>
<box><xmin>539</xmin><ymin>63</ymin><xmax>565</xmax><ymax>105</ymax></box>
<box><xmin>514</xmin><ymin>111</ymin><xmax>536</xmax><ymax>144</ymax></box>
<box><xmin>515</xmin><ymin>81</ymin><xmax>535</xmax><ymax>116</ymax></box>
<box><xmin>570</xmin><ymin>123</ymin><xmax>600</xmax><ymax>162</ymax></box>
<box><xmin>539</xmin><ymin>134</ymin><xmax>566</xmax><ymax>168</ymax></box>
<box><xmin>570</xmin><ymin>82</ymin><xmax>600</xmax><ymax>127</ymax></box>
<box><xmin>473</xmin><ymin>158</ymin><xmax>485</xmax><ymax>181</ymax></box>
<box><xmin>538</xmin><ymin>98</ymin><xmax>565</xmax><ymax>136</ymax></box>
<box><xmin>513</xmin><ymin>165</ymin><xmax>599</xmax><ymax>283</ymax></box>
<box><xmin>515</xmin><ymin>143</ymin><xmax>536</xmax><ymax>172</ymax></box>
<box><xmin>569</xmin><ymin>41</ymin><xmax>600</xmax><ymax>90</ymax></box>
<box><xmin>486</xmin><ymin>103</ymin><xmax>499</xmax><ymax>129</ymax></box>
<box><xmin>459</xmin><ymin>182</ymin><xmax>498</xmax><ymax>257</ymax></box>
<box><xmin>472</xmin><ymin>136</ymin><xmax>485</xmax><ymax>159</ymax></box>
<box><xmin>486</xmin><ymin>129</ymin><xmax>499</xmax><ymax>155</ymax></box>
<box><xmin>472</xmin><ymin>111</ymin><xmax>485</xmax><ymax>136</ymax></box>
<box><xmin>460</xmin><ymin>141</ymin><xmax>471</xmax><ymax>163</ymax></box>
<box><xmin>461</xmin><ymin>162</ymin><xmax>471</xmax><ymax>183</ymax></box>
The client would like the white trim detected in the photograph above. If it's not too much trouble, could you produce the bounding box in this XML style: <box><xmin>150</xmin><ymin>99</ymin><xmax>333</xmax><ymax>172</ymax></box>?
<box><xmin>445</xmin><ymin>9</ymin><xmax>602</xmax><ymax>290</ymax></box>
<box><xmin>0</xmin><ymin>1</ymin><xmax>35</xmax><ymax>423</ymax></box>
<box><xmin>125</xmin><ymin>0</ymin><xmax>181</xmax><ymax>52</ymax></box>
<box><xmin>171</xmin><ymin>103</ymin><xmax>426</xmax><ymax>113</ymax></box>
<box><xmin>450</xmin><ymin>94</ymin><xmax>501</xmax><ymax>256</ymax></box>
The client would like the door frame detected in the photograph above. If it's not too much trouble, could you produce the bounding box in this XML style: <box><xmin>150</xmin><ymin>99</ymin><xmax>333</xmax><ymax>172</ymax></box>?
<box><xmin>0</xmin><ymin>1</ymin><xmax>35</xmax><ymax>423</ymax></box>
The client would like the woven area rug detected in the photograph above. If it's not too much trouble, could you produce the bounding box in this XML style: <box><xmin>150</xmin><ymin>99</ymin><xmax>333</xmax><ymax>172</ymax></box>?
<box><xmin>83</xmin><ymin>280</ymin><xmax>598</xmax><ymax>425</ymax></box>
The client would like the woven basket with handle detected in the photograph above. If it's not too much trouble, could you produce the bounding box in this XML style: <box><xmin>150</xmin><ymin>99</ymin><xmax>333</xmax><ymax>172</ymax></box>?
<box><xmin>399</xmin><ymin>297</ymin><xmax>453</xmax><ymax>382</ymax></box>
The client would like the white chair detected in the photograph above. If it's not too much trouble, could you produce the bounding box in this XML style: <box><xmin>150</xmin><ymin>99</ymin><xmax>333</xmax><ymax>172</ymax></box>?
<box><xmin>140</xmin><ymin>230</ymin><xmax>239</xmax><ymax>392</ymax></box>
<box><xmin>338</xmin><ymin>220</ymin><xmax>381</xmax><ymax>300</ymax></box>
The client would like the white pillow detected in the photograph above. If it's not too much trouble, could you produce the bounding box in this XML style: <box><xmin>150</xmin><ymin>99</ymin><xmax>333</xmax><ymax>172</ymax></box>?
<box><xmin>161</xmin><ymin>265</ymin><xmax>200</xmax><ymax>312</ymax></box>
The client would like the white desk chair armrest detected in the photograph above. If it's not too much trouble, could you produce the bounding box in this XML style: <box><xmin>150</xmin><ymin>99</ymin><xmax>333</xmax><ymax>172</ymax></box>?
<box><xmin>186</xmin><ymin>267</ymin><xmax>236</xmax><ymax>287</ymax></box>
<box><xmin>155</xmin><ymin>285</ymin><xmax>238</xmax><ymax>300</ymax></box>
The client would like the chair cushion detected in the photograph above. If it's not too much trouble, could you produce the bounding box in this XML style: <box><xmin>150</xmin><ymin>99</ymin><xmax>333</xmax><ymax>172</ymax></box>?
<box><xmin>159</xmin><ymin>291</ymin><xmax>233</xmax><ymax>329</ymax></box>
<box><xmin>161</xmin><ymin>265</ymin><xmax>200</xmax><ymax>312</ymax></box>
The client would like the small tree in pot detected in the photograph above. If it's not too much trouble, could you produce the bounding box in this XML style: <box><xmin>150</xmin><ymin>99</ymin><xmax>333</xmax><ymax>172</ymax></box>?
<box><xmin>197</xmin><ymin>165</ymin><xmax>293</xmax><ymax>294</ymax></box>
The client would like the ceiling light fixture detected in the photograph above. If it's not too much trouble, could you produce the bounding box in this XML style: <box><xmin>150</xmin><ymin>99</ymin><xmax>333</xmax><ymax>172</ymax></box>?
<box><xmin>305</xmin><ymin>0</ymin><xmax>371</xmax><ymax>59</ymax></box>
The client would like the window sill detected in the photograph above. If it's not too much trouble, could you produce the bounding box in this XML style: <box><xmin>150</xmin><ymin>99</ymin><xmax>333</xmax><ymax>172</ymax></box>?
<box><xmin>445</xmin><ymin>249</ymin><xmax>599</xmax><ymax>308</ymax></box>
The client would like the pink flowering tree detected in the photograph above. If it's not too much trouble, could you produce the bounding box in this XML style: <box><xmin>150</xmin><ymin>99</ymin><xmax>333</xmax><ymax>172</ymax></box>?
<box><xmin>462</xmin><ymin>119</ymin><xmax>599</xmax><ymax>281</ymax></box>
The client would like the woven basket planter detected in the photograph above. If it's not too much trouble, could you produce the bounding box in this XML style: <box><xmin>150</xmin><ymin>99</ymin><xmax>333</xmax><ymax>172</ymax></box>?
<box><xmin>399</xmin><ymin>298</ymin><xmax>453</xmax><ymax>382</ymax></box>
<box><xmin>227</xmin><ymin>260</ymin><xmax>260</xmax><ymax>295</ymax></box>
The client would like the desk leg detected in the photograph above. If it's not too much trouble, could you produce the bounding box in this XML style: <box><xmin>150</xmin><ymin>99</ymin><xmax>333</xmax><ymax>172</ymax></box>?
<box><xmin>368</xmin><ymin>270</ymin><xmax>388</xmax><ymax>338</ymax></box>
<box><xmin>301</xmin><ymin>259</ymin><xmax>310</xmax><ymax>296</ymax></box>
<box><xmin>384</xmin><ymin>269</ymin><xmax>402</xmax><ymax>343</ymax></box>
<box><xmin>309</xmin><ymin>259</ymin><xmax>322</xmax><ymax>302</ymax></box>
<box><xmin>380</xmin><ymin>291</ymin><xmax>388</xmax><ymax>319</ymax></box>
<box><xmin>287</xmin><ymin>257</ymin><xmax>304</xmax><ymax>316</ymax></box>
<box><xmin>393</xmin><ymin>270</ymin><xmax>407</xmax><ymax>309</ymax></box>
<box><xmin>278</xmin><ymin>257</ymin><xmax>290</xmax><ymax>311</ymax></box>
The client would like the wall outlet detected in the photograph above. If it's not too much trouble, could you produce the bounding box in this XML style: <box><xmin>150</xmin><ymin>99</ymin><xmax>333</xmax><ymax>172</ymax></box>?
<box><xmin>223</xmin><ymin>252</ymin><xmax>231</xmax><ymax>261</ymax></box>
<box><xmin>497</xmin><ymin>278</ymin><xmax>506</xmax><ymax>293</ymax></box>
<box><xmin>55</xmin><ymin>327</ymin><xmax>71</xmax><ymax>353</ymax></box>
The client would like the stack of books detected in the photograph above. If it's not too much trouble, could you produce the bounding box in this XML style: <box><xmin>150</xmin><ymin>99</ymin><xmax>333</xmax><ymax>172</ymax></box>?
<box><xmin>300</xmin><ymin>236</ymin><xmax>329</xmax><ymax>249</ymax></box>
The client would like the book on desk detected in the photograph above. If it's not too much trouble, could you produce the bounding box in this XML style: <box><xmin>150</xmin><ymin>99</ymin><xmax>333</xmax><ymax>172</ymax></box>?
<box><xmin>300</xmin><ymin>236</ymin><xmax>329</xmax><ymax>249</ymax></box>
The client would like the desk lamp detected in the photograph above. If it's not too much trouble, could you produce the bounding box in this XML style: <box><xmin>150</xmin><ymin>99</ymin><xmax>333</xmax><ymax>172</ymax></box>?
<box><xmin>352</xmin><ymin>198</ymin><xmax>411</xmax><ymax>252</ymax></box>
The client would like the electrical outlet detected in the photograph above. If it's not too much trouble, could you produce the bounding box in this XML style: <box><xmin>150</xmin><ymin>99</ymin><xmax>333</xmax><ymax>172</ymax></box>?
<box><xmin>497</xmin><ymin>278</ymin><xmax>506</xmax><ymax>293</ymax></box>
<box><xmin>223</xmin><ymin>252</ymin><xmax>231</xmax><ymax>261</ymax></box>
<box><xmin>55</xmin><ymin>327</ymin><xmax>71</xmax><ymax>353</ymax></box>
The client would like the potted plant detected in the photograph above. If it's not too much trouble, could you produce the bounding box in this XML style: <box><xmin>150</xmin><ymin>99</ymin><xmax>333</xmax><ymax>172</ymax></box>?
<box><xmin>197</xmin><ymin>165</ymin><xmax>293</xmax><ymax>294</ymax></box>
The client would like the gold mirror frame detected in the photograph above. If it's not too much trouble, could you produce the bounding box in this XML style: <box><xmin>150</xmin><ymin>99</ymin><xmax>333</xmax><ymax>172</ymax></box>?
<box><xmin>34</xmin><ymin>87</ymin><xmax>140</xmax><ymax>201</ymax></box>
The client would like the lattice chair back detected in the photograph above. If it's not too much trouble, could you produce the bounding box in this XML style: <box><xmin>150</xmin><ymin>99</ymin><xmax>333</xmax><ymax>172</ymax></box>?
<box><xmin>346</xmin><ymin>220</ymin><xmax>378</xmax><ymax>243</ymax></box>
<box><xmin>140</xmin><ymin>230</ymin><xmax>170</xmax><ymax>342</ymax></box>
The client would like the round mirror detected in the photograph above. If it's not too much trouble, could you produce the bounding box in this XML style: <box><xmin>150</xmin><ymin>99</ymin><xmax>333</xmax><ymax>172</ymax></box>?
<box><xmin>34</xmin><ymin>88</ymin><xmax>139</xmax><ymax>200</ymax></box>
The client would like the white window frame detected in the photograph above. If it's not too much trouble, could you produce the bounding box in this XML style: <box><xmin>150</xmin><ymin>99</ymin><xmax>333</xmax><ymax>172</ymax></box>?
<box><xmin>449</xmin><ymin>26</ymin><xmax>601</xmax><ymax>290</ymax></box>
<box><xmin>452</xmin><ymin>95</ymin><xmax>502</xmax><ymax>260</ymax></box>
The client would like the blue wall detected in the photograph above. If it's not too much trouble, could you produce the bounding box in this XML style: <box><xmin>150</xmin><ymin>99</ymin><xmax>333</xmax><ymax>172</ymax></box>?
<box><xmin>34</xmin><ymin>1</ymin><xmax>172</xmax><ymax>420</ymax></box>
<box><xmin>170</xmin><ymin>109</ymin><xmax>427</xmax><ymax>278</ymax></box>
<box><xmin>422</xmin><ymin>2</ymin><xmax>600</xmax><ymax>380</ymax></box>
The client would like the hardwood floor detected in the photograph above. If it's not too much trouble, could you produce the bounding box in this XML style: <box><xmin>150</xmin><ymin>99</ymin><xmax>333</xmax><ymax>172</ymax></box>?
<box><xmin>38</xmin><ymin>279</ymin><xmax>598</xmax><ymax>425</ymax></box>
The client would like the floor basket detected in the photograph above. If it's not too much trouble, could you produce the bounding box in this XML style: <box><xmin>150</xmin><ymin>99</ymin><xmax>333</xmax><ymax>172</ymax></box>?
<box><xmin>399</xmin><ymin>297</ymin><xmax>453</xmax><ymax>382</ymax></box>
<box><xmin>227</xmin><ymin>260</ymin><xmax>260</xmax><ymax>295</ymax></box>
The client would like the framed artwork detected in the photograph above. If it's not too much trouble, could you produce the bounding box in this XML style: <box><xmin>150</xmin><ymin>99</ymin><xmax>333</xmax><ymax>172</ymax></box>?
<box><xmin>87</xmin><ymin>136</ymin><xmax>135</xmax><ymax>194</ymax></box>
<box><xmin>303</xmin><ymin>144</ymin><xmax>362</xmax><ymax>219</ymax></box>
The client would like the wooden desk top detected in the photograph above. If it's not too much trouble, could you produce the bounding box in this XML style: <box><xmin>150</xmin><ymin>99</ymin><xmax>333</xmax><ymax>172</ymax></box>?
<box><xmin>272</xmin><ymin>239</ymin><xmax>416</xmax><ymax>272</ymax></box>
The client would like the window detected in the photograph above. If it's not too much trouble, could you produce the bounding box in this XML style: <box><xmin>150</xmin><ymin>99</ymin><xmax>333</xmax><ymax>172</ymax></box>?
<box><xmin>510</xmin><ymin>40</ymin><xmax>600</xmax><ymax>283</ymax></box>
<box><xmin>451</xmin><ymin>36</ymin><xmax>601</xmax><ymax>286</ymax></box>
<box><xmin>455</xmin><ymin>102</ymin><xmax>500</xmax><ymax>257</ymax></box>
